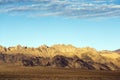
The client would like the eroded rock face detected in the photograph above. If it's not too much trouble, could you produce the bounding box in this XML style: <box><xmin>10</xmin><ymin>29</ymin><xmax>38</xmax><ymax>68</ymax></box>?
<box><xmin>0</xmin><ymin>45</ymin><xmax>120</xmax><ymax>70</ymax></box>
<box><xmin>67</xmin><ymin>56</ymin><xmax>95</xmax><ymax>69</ymax></box>
<box><xmin>52</xmin><ymin>55</ymin><xmax>69</xmax><ymax>67</ymax></box>
<box><xmin>93</xmin><ymin>63</ymin><xmax>111</xmax><ymax>70</ymax></box>
<box><xmin>22</xmin><ymin>59</ymin><xmax>34</xmax><ymax>66</ymax></box>
<box><xmin>0</xmin><ymin>52</ymin><xmax>119</xmax><ymax>70</ymax></box>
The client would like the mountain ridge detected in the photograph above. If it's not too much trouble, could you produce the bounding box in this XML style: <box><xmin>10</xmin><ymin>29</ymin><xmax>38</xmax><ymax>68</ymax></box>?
<box><xmin>0</xmin><ymin>44</ymin><xmax>120</xmax><ymax>70</ymax></box>
<box><xmin>114</xmin><ymin>49</ymin><xmax>120</xmax><ymax>53</ymax></box>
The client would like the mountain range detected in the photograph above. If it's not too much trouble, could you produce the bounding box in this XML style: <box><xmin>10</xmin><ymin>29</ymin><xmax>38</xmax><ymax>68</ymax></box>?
<box><xmin>0</xmin><ymin>44</ymin><xmax>120</xmax><ymax>70</ymax></box>
<box><xmin>114</xmin><ymin>49</ymin><xmax>120</xmax><ymax>53</ymax></box>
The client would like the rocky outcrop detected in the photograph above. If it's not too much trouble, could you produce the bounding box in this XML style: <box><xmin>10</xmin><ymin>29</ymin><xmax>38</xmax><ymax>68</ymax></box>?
<box><xmin>0</xmin><ymin>44</ymin><xmax>120</xmax><ymax>70</ymax></box>
<box><xmin>52</xmin><ymin>55</ymin><xmax>69</xmax><ymax>67</ymax></box>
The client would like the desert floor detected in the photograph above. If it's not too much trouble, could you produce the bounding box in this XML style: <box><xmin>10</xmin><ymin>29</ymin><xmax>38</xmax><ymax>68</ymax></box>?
<box><xmin>0</xmin><ymin>64</ymin><xmax>120</xmax><ymax>80</ymax></box>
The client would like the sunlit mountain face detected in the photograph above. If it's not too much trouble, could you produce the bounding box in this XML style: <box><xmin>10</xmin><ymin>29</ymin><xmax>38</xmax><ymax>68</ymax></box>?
<box><xmin>0</xmin><ymin>44</ymin><xmax>120</xmax><ymax>70</ymax></box>
<box><xmin>0</xmin><ymin>0</ymin><xmax>120</xmax><ymax>18</ymax></box>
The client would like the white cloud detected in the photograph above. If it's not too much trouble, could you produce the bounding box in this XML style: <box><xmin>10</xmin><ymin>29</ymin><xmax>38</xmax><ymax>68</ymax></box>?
<box><xmin>0</xmin><ymin>0</ymin><xmax>120</xmax><ymax>18</ymax></box>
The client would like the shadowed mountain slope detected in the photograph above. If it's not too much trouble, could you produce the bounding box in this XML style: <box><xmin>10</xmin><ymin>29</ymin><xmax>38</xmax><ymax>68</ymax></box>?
<box><xmin>114</xmin><ymin>49</ymin><xmax>120</xmax><ymax>53</ymax></box>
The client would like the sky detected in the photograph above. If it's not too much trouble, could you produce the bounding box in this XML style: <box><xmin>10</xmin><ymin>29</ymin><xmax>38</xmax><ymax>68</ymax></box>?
<box><xmin>0</xmin><ymin>0</ymin><xmax>120</xmax><ymax>50</ymax></box>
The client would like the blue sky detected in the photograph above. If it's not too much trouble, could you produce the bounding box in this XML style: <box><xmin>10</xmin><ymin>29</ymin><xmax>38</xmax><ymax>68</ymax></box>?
<box><xmin>0</xmin><ymin>0</ymin><xmax>120</xmax><ymax>50</ymax></box>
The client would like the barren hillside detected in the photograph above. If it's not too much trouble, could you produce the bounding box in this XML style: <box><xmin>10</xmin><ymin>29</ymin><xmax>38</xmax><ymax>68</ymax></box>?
<box><xmin>0</xmin><ymin>44</ymin><xmax>120</xmax><ymax>70</ymax></box>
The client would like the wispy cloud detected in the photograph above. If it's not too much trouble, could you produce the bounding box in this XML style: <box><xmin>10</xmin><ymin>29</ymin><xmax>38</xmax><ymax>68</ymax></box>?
<box><xmin>0</xmin><ymin>0</ymin><xmax>120</xmax><ymax>18</ymax></box>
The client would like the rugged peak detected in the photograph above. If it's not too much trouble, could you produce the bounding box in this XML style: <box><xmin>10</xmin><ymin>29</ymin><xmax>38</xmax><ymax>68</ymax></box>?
<box><xmin>39</xmin><ymin>45</ymin><xmax>49</xmax><ymax>49</ymax></box>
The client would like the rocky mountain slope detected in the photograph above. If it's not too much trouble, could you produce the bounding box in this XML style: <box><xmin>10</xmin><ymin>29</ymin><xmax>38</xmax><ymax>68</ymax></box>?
<box><xmin>114</xmin><ymin>49</ymin><xmax>120</xmax><ymax>53</ymax></box>
<box><xmin>0</xmin><ymin>44</ymin><xmax>120</xmax><ymax>70</ymax></box>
